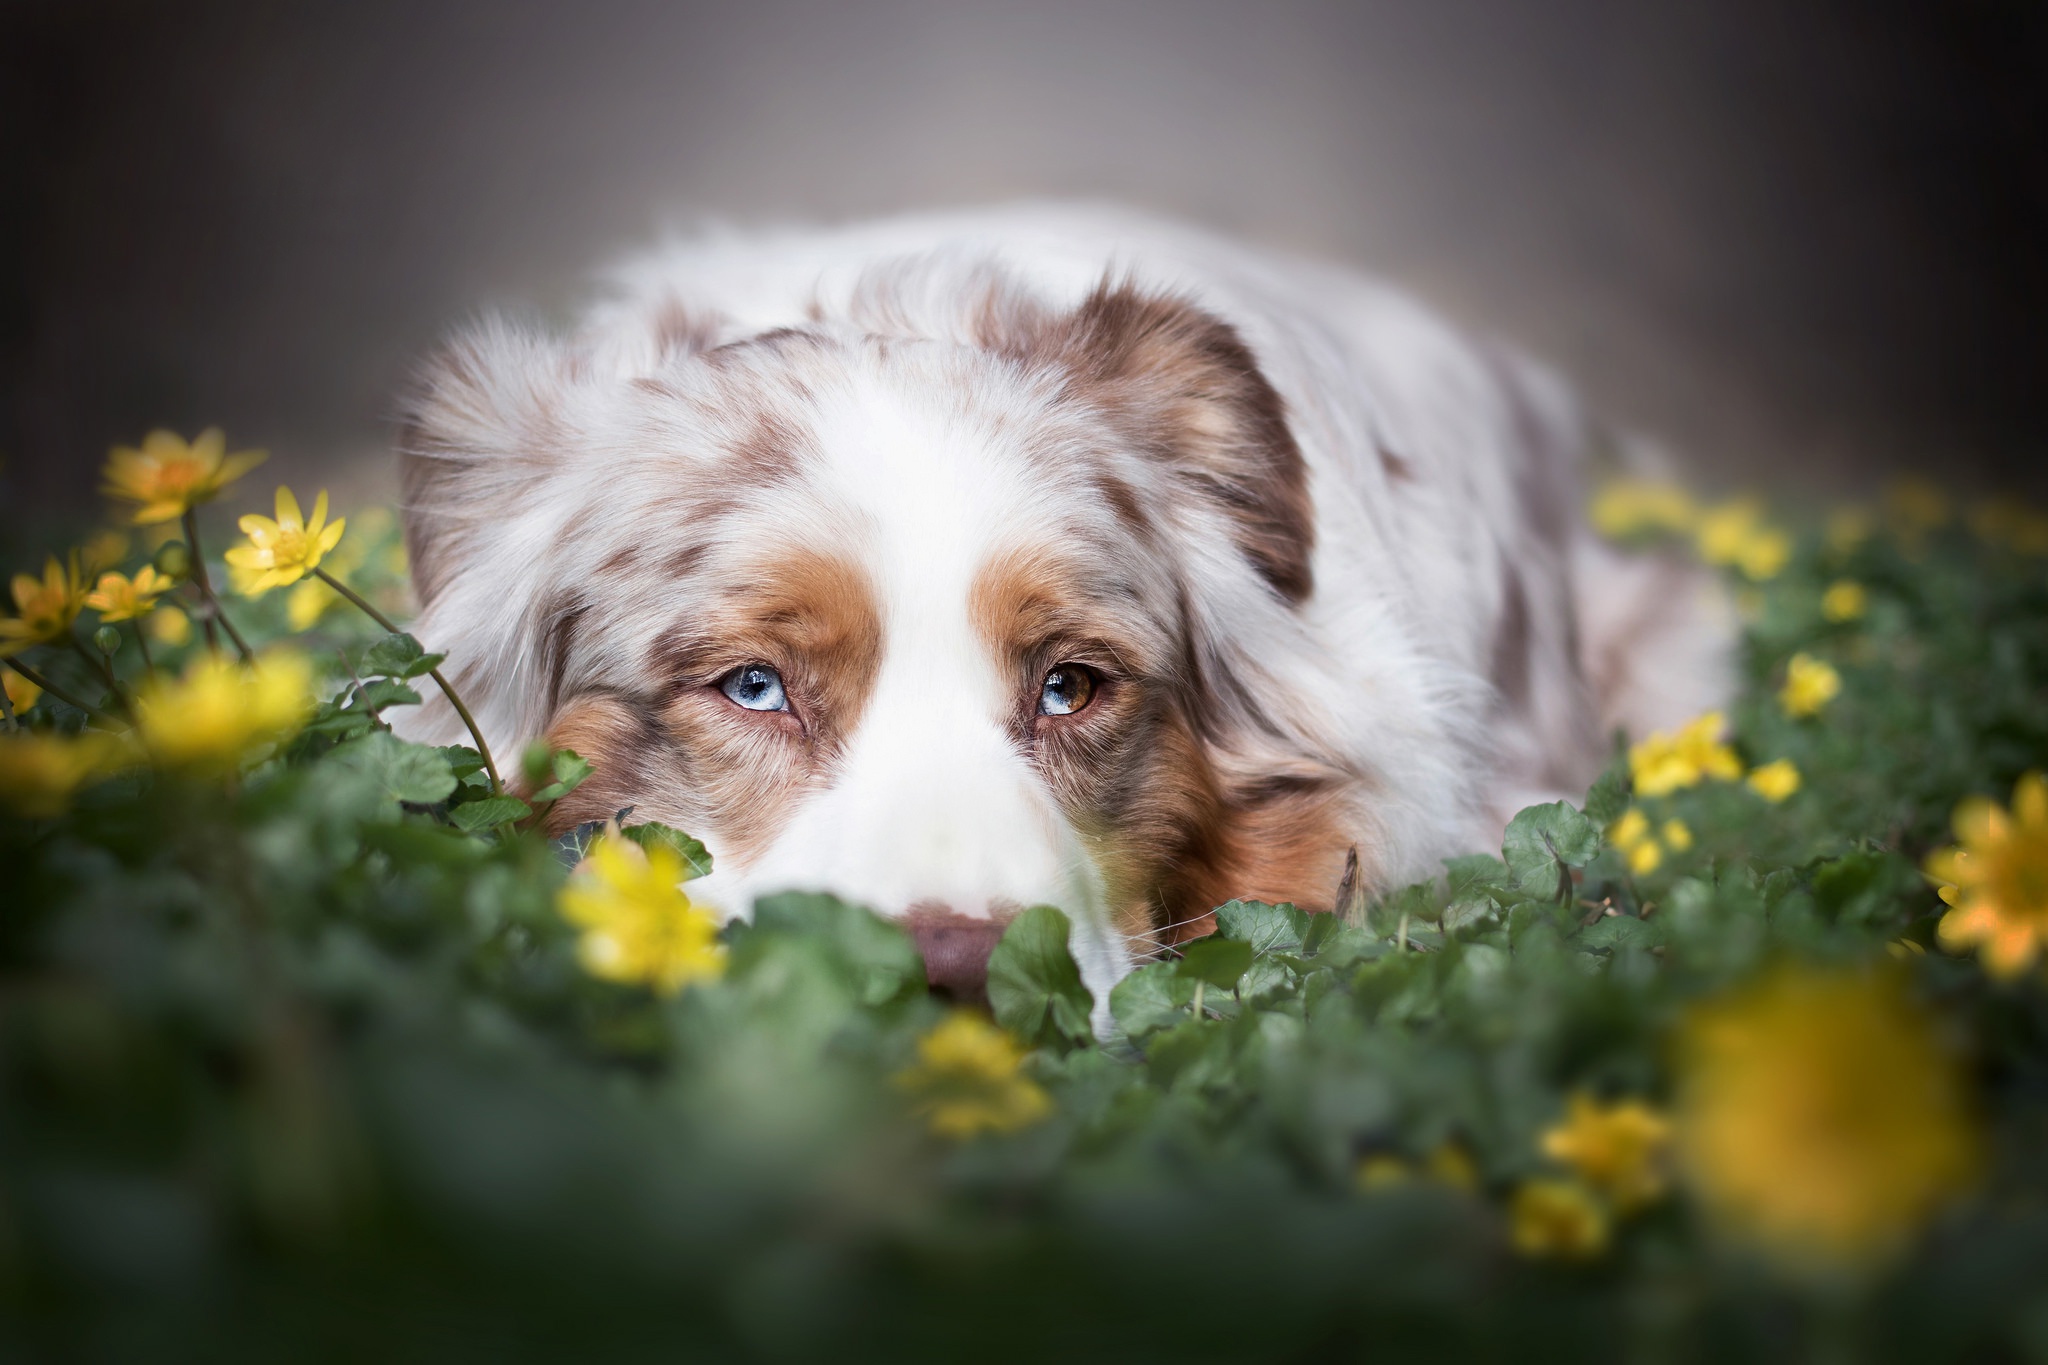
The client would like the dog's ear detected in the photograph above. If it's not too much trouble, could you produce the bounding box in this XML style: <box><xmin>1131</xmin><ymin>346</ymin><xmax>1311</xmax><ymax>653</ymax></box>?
<box><xmin>992</xmin><ymin>279</ymin><xmax>1314</xmax><ymax>603</ymax></box>
<box><xmin>397</xmin><ymin>317</ymin><xmax>575</xmax><ymax>607</ymax></box>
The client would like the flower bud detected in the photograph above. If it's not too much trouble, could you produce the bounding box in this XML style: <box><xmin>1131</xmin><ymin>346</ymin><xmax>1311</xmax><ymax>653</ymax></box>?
<box><xmin>92</xmin><ymin>625</ymin><xmax>121</xmax><ymax>656</ymax></box>
<box><xmin>153</xmin><ymin>540</ymin><xmax>192</xmax><ymax>580</ymax></box>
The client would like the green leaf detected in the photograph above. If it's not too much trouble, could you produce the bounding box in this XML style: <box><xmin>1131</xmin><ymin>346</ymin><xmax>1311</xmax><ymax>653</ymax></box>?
<box><xmin>985</xmin><ymin>905</ymin><xmax>1096</xmax><ymax>1051</ymax></box>
<box><xmin>1582</xmin><ymin>757</ymin><xmax>1631</xmax><ymax>826</ymax></box>
<box><xmin>352</xmin><ymin>678</ymin><xmax>423</xmax><ymax>712</ymax></box>
<box><xmin>1109</xmin><ymin>961</ymin><xmax>1198</xmax><ymax>1039</ymax></box>
<box><xmin>619</xmin><ymin>822</ymin><xmax>714</xmax><ymax>880</ymax></box>
<box><xmin>1501</xmin><ymin>801</ymin><xmax>1601</xmax><ymax>900</ymax></box>
<box><xmin>326</xmin><ymin>730</ymin><xmax>458</xmax><ymax>807</ymax></box>
<box><xmin>436</xmin><ymin>745</ymin><xmax>486</xmax><ymax>779</ymax></box>
<box><xmin>360</xmin><ymin>632</ymin><xmax>446</xmax><ymax>680</ymax></box>
<box><xmin>448</xmin><ymin>795</ymin><xmax>532</xmax><ymax>831</ymax></box>
<box><xmin>1212</xmin><ymin>899</ymin><xmax>1310</xmax><ymax>955</ymax></box>
<box><xmin>1175</xmin><ymin>937</ymin><xmax>1255</xmax><ymax>989</ymax></box>
<box><xmin>1443</xmin><ymin>853</ymin><xmax>1510</xmax><ymax>903</ymax></box>
<box><xmin>529</xmin><ymin>749</ymin><xmax>595</xmax><ymax>804</ymax></box>
<box><xmin>745</xmin><ymin>893</ymin><xmax>926</xmax><ymax>1008</ymax></box>
<box><xmin>1301</xmin><ymin>909</ymin><xmax>1340</xmax><ymax>955</ymax></box>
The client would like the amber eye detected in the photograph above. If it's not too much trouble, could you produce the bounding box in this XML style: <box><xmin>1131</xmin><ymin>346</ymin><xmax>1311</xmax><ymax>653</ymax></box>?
<box><xmin>1037</xmin><ymin>664</ymin><xmax>1097</xmax><ymax>716</ymax></box>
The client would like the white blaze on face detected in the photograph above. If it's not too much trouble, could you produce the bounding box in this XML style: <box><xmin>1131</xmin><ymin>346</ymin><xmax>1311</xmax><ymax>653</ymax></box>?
<box><xmin>683</xmin><ymin>362</ymin><xmax>1131</xmax><ymax>1006</ymax></box>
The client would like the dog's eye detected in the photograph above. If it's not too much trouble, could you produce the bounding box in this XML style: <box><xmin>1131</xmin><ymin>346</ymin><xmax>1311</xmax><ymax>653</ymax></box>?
<box><xmin>720</xmin><ymin>664</ymin><xmax>789</xmax><ymax>713</ymax></box>
<box><xmin>1037</xmin><ymin>664</ymin><xmax>1097</xmax><ymax>716</ymax></box>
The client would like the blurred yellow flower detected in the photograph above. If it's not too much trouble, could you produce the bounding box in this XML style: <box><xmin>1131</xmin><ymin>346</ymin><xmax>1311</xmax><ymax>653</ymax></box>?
<box><xmin>1608</xmin><ymin>808</ymin><xmax>1664</xmax><ymax>875</ymax></box>
<box><xmin>1510</xmin><ymin>1178</ymin><xmax>1610</xmax><ymax>1260</ymax></box>
<box><xmin>1355</xmin><ymin>1154</ymin><xmax>1410</xmax><ymax>1191</ymax></box>
<box><xmin>1590</xmin><ymin>480</ymin><xmax>1699</xmax><ymax>539</ymax></box>
<box><xmin>1820</xmin><ymin>580</ymin><xmax>1867</xmax><ymax>623</ymax></box>
<box><xmin>101</xmin><ymin>428</ymin><xmax>266</xmax><ymax>525</ymax></box>
<box><xmin>1630</xmin><ymin>712</ymin><xmax>1743</xmax><ymax>798</ymax></box>
<box><xmin>84</xmin><ymin>566</ymin><xmax>173</xmax><ymax>624</ymax></box>
<box><xmin>0</xmin><ymin>555</ymin><xmax>86</xmax><ymax>657</ymax></box>
<box><xmin>0</xmin><ymin>730</ymin><xmax>125</xmax><ymax>818</ymax></box>
<box><xmin>80</xmin><ymin>530</ymin><xmax>131</xmax><ymax>575</ymax></box>
<box><xmin>146</xmin><ymin>605</ymin><xmax>192</xmax><ymax>647</ymax></box>
<box><xmin>1696</xmin><ymin>500</ymin><xmax>1791</xmax><ymax>581</ymax></box>
<box><xmin>1747</xmin><ymin>759</ymin><xmax>1801</xmax><ymax>803</ymax></box>
<box><xmin>1661</xmin><ymin>819</ymin><xmax>1693</xmax><ymax>853</ymax></box>
<box><xmin>1926</xmin><ymin>773</ymin><xmax>2048</xmax><ymax>979</ymax></box>
<box><xmin>135</xmin><ymin>652</ymin><xmax>314</xmax><ymax>771</ymax></box>
<box><xmin>1885</xmin><ymin>478</ymin><xmax>1950</xmax><ymax>535</ymax></box>
<box><xmin>558</xmin><ymin>836</ymin><xmax>726</xmax><ymax>994</ymax></box>
<box><xmin>4</xmin><ymin>669</ymin><xmax>40</xmax><ymax>716</ymax></box>
<box><xmin>1676</xmin><ymin>967</ymin><xmax>1978</xmax><ymax>1272</ymax></box>
<box><xmin>1354</xmin><ymin>1144</ymin><xmax>1481</xmax><ymax>1195</ymax></box>
<box><xmin>894</xmin><ymin>1010</ymin><xmax>1053</xmax><ymax>1139</ymax></box>
<box><xmin>1969</xmin><ymin>500</ymin><xmax>2048</xmax><ymax>556</ymax></box>
<box><xmin>1779</xmin><ymin>653</ymin><xmax>1842</xmax><ymax>719</ymax></box>
<box><xmin>1825</xmin><ymin>507</ymin><xmax>1873</xmax><ymax>555</ymax></box>
<box><xmin>1542</xmin><ymin>1093</ymin><xmax>1673</xmax><ymax>1213</ymax></box>
<box><xmin>226</xmin><ymin>487</ymin><xmax>347</xmax><ymax>596</ymax></box>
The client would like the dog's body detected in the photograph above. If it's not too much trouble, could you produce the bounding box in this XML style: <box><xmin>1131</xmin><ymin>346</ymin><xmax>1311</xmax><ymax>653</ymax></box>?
<box><xmin>395</xmin><ymin>204</ymin><xmax>1727</xmax><ymax>1006</ymax></box>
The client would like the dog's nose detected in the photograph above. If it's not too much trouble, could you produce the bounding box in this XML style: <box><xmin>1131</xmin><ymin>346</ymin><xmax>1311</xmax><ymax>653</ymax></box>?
<box><xmin>904</xmin><ymin>905</ymin><xmax>1011</xmax><ymax>1003</ymax></box>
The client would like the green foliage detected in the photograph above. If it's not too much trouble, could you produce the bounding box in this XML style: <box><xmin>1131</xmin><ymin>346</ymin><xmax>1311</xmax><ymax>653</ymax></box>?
<box><xmin>4</xmin><ymin>503</ymin><xmax>2048</xmax><ymax>1362</ymax></box>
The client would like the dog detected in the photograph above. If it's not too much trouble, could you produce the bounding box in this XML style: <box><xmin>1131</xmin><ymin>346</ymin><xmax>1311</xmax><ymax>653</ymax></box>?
<box><xmin>392</xmin><ymin>204</ymin><xmax>1728</xmax><ymax>1010</ymax></box>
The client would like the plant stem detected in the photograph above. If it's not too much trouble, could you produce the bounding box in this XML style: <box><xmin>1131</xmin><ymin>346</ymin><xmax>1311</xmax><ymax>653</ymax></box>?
<box><xmin>70</xmin><ymin>636</ymin><xmax>134</xmax><ymax>721</ymax></box>
<box><xmin>313</xmin><ymin>567</ymin><xmax>501</xmax><ymax>795</ymax></box>
<box><xmin>132</xmin><ymin>620</ymin><xmax>156</xmax><ymax>676</ymax></box>
<box><xmin>0</xmin><ymin>677</ymin><xmax>15</xmax><ymax>732</ymax></box>
<box><xmin>182</xmin><ymin>508</ymin><xmax>254</xmax><ymax>663</ymax></box>
<box><xmin>4</xmin><ymin>657</ymin><xmax>116</xmax><ymax>723</ymax></box>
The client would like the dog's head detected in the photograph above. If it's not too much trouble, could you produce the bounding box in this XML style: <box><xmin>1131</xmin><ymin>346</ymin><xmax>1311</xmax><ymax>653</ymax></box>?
<box><xmin>397</xmin><ymin>263</ymin><xmax>1368</xmax><ymax>998</ymax></box>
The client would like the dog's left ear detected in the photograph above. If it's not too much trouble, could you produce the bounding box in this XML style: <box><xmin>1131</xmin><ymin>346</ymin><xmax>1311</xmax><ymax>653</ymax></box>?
<box><xmin>994</xmin><ymin>280</ymin><xmax>1313</xmax><ymax>603</ymax></box>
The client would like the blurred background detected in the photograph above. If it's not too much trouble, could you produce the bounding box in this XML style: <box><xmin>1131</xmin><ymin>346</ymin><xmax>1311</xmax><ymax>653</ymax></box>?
<box><xmin>5</xmin><ymin>0</ymin><xmax>2045</xmax><ymax>515</ymax></box>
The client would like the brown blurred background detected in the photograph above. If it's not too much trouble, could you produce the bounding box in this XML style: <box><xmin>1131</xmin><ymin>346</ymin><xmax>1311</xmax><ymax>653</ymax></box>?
<box><xmin>4</xmin><ymin>0</ymin><xmax>2045</xmax><ymax>516</ymax></box>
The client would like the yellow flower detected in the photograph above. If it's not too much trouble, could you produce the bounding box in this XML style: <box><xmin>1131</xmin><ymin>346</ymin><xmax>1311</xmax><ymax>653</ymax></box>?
<box><xmin>1510</xmin><ymin>1178</ymin><xmax>1610</xmax><ymax>1260</ymax></box>
<box><xmin>80</xmin><ymin>530</ymin><xmax>132</xmax><ymax>575</ymax></box>
<box><xmin>1925</xmin><ymin>773</ymin><xmax>2048</xmax><ymax>979</ymax></box>
<box><xmin>1355</xmin><ymin>1144</ymin><xmax>1480</xmax><ymax>1195</ymax></box>
<box><xmin>146</xmin><ymin>605</ymin><xmax>192</xmax><ymax>647</ymax></box>
<box><xmin>1676</xmin><ymin>967</ymin><xmax>1978</xmax><ymax>1272</ymax></box>
<box><xmin>135</xmin><ymin>651</ymin><xmax>315</xmax><ymax>771</ymax></box>
<box><xmin>101</xmin><ymin>428</ymin><xmax>266</xmax><ymax>526</ymax></box>
<box><xmin>1821</xmin><ymin>580</ymin><xmax>1867</xmax><ymax>623</ymax></box>
<box><xmin>0</xmin><ymin>730</ymin><xmax>125</xmax><ymax>818</ymax></box>
<box><xmin>1606</xmin><ymin>807</ymin><xmax>1665</xmax><ymax>874</ymax></box>
<box><xmin>1968</xmin><ymin>500</ymin><xmax>2048</xmax><ymax>556</ymax></box>
<box><xmin>84</xmin><ymin>566</ymin><xmax>173</xmax><ymax>624</ymax></box>
<box><xmin>286</xmin><ymin>579</ymin><xmax>332</xmax><ymax>632</ymax></box>
<box><xmin>226</xmin><ymin>488</ymin><xmax>347</xmax><ymax>596</ymax></box>
<box><xmin>894</xmin><ymin>1010</ymin><xmax>1053</xmax><ymax>1139</ymax></box>
<box><xmin>1590</xmin><ymin>480</ymin><xmax>1699</xmax><ymax>539</ymax></box>
<box><xmin>1542</xmin><ymin>1093</ymin><xmax>1673</xmax><ymax>1213</ymax></box>
<box><xmin>1885</xmin><ymin>478</ymin><xmax>1950</xmax><ymax>535</ymax></box>
<box><xmin>0</xmin><ymin>555</ymin><xmax>87</xmax><ymax>657</ymax></box>
<box><xmin>1630</xmin><ymin>712</ymin><xmax>1744</xmax><ymax>798</ymax></box>
<box><xmin>1661</xmin><ymin>819</ymin><xmax>1693</xmax><ymax>853</ymax></box>
<box><xmin>1735</xmin><ymin>527</ymin><xmax>1790</xmax><ymax>581</ymax></box>
<box><xmin>1747</xmin><ymin>759</ymin><xmax>1801</xmax><ymax>803</ymax></box>
<box><xmin>1779</xmin><ymin>653</ymin><xmax>1842</xmax><ymax>719</ymax></box>
<box><xmin>1694</xmin><ymin>499</ymin><xmax>1791</xmax><ymax>580</ymax></box>
<box><xmin>4</xmin><ymin>669</ymin><xmax>40</xmax><ymax>716</ymax></box>
<box><xmin>558</xmin><ymin>836</ymin><xmax>726</xmax><ymax>994</ymax></box>
<box><xmin>1825</xmin><ymin>507</ymin><xmax>1873</xmax><ymax>555</ymax></box>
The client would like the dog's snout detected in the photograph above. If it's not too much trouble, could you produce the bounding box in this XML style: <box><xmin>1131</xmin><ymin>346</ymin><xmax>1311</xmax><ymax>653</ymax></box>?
<box><xmin>905</xmin><ymin>905</ymin><xmax>1011</xmax><ymax>1003</ymax></box>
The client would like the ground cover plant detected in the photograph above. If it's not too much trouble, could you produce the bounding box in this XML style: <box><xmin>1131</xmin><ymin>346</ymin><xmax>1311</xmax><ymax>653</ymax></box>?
<box><xmin>2</xmin><ymin>434</ymin><xmax>2047</xmax><ymax>1363</ymax></box>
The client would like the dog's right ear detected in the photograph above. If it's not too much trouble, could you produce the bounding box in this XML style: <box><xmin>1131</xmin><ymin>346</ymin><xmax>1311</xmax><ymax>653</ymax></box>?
<box><xmin>397</xmin><ymin>317</ymin><xmax>574</xmax><ymax>607</ymax></box>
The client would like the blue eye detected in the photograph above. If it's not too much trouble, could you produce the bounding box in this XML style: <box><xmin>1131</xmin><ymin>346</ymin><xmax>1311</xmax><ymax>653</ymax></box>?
<box><xmin>720</xmin><ymin>664</ymin><xmax>788</xmax><ymax>713</ymax></box>
<box><xmin>1037</xmin><ymin>665</ymin><xmax>1098</xmax><ymax>716</ymax></box>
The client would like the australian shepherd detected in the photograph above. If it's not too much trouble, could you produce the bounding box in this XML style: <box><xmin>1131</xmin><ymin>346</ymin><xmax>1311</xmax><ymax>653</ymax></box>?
<box><xmin>393</xmin><ymin>205</ymin><xmax>1728</xmax><ymax>1009</ymax></box>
